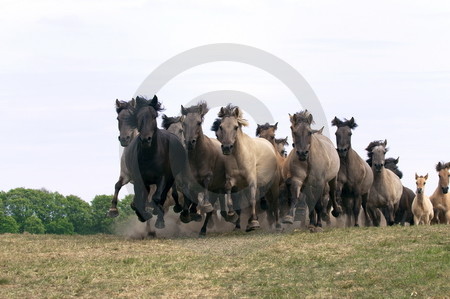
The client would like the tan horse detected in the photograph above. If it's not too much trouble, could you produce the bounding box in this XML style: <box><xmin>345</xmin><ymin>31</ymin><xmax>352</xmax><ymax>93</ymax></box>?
<box><xmin>274</xmin><ymin>137</ymin><xmax>289</xmax><ymax>157</ymax></box>
<box><xmin>430</xmin><ymin>162</ymin><xmax>450</xmax><ymax>224</ymax></box>
<box><xmin>282</xmin><ymin>110</ymin><xmax>342</xmax><ymax>230</ymax></box>
<box><xmin>332</xmin><ymin>117</ymin><xmax>373</xmax><ymax>227</ymax></box>
<box><xmin>212</xmin><ymin>104</ymin><xmax>281</xmax><ymax>232</ymax></box>
<box><xmin>365</xmin><ymin>140</ymin><xmax>403</xmax><ymax>226</ymax></box>
<box><xmin>412</xmin><ymin>173</ymin><xmax>434</xmax><ymax>225</ymax></box>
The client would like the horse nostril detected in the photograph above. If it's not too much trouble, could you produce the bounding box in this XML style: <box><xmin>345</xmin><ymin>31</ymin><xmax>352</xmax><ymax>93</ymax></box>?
<box><xmin>191</xmin><ymin>139</ymin><xmax>196</xmax><ymax>144</ymax></box>
<box><xmin>118</xmin><ymin>136</ymin><xmax>121</xmax><ymax>141</ymax></box>
<box><xmin>126</xmin><ymin>136</ymin><xmax>131</xmax><ymax>140</ymax></box>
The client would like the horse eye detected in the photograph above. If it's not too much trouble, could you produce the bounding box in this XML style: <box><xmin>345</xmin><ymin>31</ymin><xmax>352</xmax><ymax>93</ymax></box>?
<box><xmin>308</xmin><ymin>132</ymin><xmax>312</xmax><ymax>136</ymax></box>
<box><xmin>424</xmin><ymin>182</ymin><xmax>426</xmax><ymax>185</ymax></box>
<box><xmin>219</xmin><ymin>125</ymin><xmax>223</xmax><ymax>130</ymax></box>
<box><xmin>179</xmin><ymin>129</ymin><xmax>183</xmax><ymax>133</ymax></box>
<box><xmin>197</xmin><ymin>122</ymin><xmax>202</xmax><ymax>126</ymax></box>
<box><xmin>234</xmin><ymin>126</ymin><xmax>238</xmax><ymax>130</ymax></box>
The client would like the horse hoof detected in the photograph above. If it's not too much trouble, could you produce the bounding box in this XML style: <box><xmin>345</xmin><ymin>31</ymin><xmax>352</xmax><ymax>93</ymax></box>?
<box><xmin>354</xmin><ymin>223</ymin><xmax>359</xmax><ymax>227</ymax></box>
<box><xmin>225</xmin><ymin>212</ymin><xmax>239</xmax><ymax>223</ymax></box>
<box><xmin>152</xmin><ymin>209</ymin><xmax>158</xmax><ymax>216</ymax></box>
<box><xmin>201</xmin><ymin>203</ymin><xmax>214</xmax><ymax>213</ymax></box>
<box><xmin>282</xmin><ymin>215</ymin><xmax>294</xmax><ymax>224</ymax></box>
<box><xmin>190</xmin><ymin>213</ymin><xmax>202</xmax><ymax>222</ymax></box>
<box><xmin>331</xmin><ymin>210</ymin><xmax>340</xmax><ymax>218</ymax></box>
<box><xmin>135</xmin><ymin>211</ymin><xmax>152</xmax><ymax>223</ymax></box>
<box><xmin>246</xmin><ymin>220</ymin><xmax>261</xmax><ymax>232</ymax></box>
<box><xmin>173</xmin><ymin>204</ymin><xmax>183</xmax><ymax>214</ymax></box>
<box><xmin>199</xmin><ymin>231</ymin><xmax>206</xmax><ymax>238</ymax></box>
<box><xmin>106</xmin><ymin>209</ymin><xmax>119</xmax><ymax>218</ymax></box>
<box><xmin>275</xmin><ymin>223</ymin><xmax>283</xmax><ymax>232</ymax></box>
<box><xmin>147</xmin><ymin>231</ymin><xmax>156</xmax><ymax>238</ymax></box>
<box><xmin>155</xmin><ymin>219</ymin><xmax>165</xmax><ymax>229</ymax></box>
<box><xmin>180</xmin><ymin>213</ymin><xmax>191</xmax><ymax>224</ymax></box>
<box><xmin>312</xmin><ymin>226</ymin><xmax>323</xmax><ymax>233</ymax></box>
<box><xmin>321</xmin><ymin>213</ymin><xmax>330</xmax><ymax>222</ymax></box>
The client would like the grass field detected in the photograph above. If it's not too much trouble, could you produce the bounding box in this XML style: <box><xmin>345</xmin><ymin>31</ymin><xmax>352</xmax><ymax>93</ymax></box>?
<box><xmin>0</xmin><ymin>225</ymin><xmax>449</xmax><ymax>298</ymax></box>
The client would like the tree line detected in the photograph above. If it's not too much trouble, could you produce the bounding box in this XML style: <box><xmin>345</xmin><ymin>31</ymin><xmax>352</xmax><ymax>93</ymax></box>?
<box><xmin>0</xmin><ymin>188</ymin><xmax>134</xmax><ymax>234</ymax></box>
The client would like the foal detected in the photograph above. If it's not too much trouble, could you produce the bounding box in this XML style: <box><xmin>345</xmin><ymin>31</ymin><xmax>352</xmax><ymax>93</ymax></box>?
<box><xmin>412</xmin><ymin>173</ymin><xmax>434</xmax><ymax>225</ymax></box>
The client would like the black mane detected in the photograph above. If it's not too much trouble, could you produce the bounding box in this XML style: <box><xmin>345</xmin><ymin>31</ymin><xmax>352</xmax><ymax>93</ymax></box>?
<box><xmin>436</xmin><ymin>161</ymin><xmax>450</xmax><ymax>171</ymax></box>
<box><xmin>366</xmin><ymin>140</ymin><xmax>388</xmax><ymax>166</ymax></box>
<box><xmin>135</xmin><ymin>95</ymin><xmax>164</xmax><ymax>115</ymax></box>
<box><xmin>331</xmin><ymin>117</ymin><xmax>358</xmax><ymax>129</ymax></box>
<box><xmin>291</xmin><ymin>110</ymin><xmax>314</xmax><ymax>126</ymax></box>
<box><xmin>161</xmin><ymin>115</ymin><xmax>182</xmax><ymax>130</ymax></box>
<box><xmin>211</xmin><ymin>118</ymin><xmax>221</xmax><ymax>132</ymax></box>
<box><xmin>384</xmin><ymin>157</ymin><xmax>403</xmax><ymax>179</ymax></box>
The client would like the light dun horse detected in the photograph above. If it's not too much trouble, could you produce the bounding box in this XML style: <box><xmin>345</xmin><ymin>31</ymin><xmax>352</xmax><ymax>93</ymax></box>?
<box><xmin>430</xmin><ymin>162</ymin><xmax>450</xmax><ymax>224</ymax></box>
<box><xmin>332</xmin><ymin>117</ymin><xmax>373</xmax><ymax>227</ymax></box>
<box><xmin>412</xmin><ymin>173</ymin><xmax>434</xmax><ymax>225</ymax></box>
<box><xmin>212</xmin><ymin>104</ymin><xmax>281</xmax><ymax>231</ymax></box>
<box><xmin>365</xmin><ymin>140</ymin><xmax>403</xmax><ymax>226</ymax></box>
<box><xmin>274</xmin><ymin>137</ymin><xmax>289</xmax><ymax>157</ymax></box>
<box><xmin>282</xmin><ymin>110</ymin><xmax>341</xmax><ymax>230</ymax></box>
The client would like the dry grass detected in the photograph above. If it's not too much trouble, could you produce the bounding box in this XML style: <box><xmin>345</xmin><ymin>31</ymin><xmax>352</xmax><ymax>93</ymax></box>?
<box><xmin>0</xmin><ymin>225</ymin><xmax>449</xmax><ymax>298</ymax></box>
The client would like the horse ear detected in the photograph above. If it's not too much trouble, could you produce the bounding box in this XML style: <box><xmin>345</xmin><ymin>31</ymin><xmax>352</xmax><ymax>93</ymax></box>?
<box><xmin>274</xmin><ymin>122</ymin><xmax>278</xmax><ymax>130</ymax></box>
<box><xmin>425</xmin><ymin>173</ymin><xmax>429</xmax><ymax>180</ymax></box>
<box><xmin>181</xmin><ymin>105</ymin><xmax>188</xmax><ymax>115</ymax></box>
<box><xmin>233</xmin><ymin>107</ymin><xmax>240</xmax><ymax>118</ymax></box>
<box><xmin>312</xmin><ymin>126</ymin><xmax>324</xmax><ymax>134</ymax></box>
<box><xmin>219</xmin><ymin>107</ymin><xmax>225</xmax><ymax>116</ymax></box>
<box><xmin>349</xmin><ymin>117</ymin><xmax>357</xmax><ymax>129</ymax></box>
<box><xmin>331</xmin><ymin>117</ymin><xmax>340</xmax><ymax>127</ymax></box>
<box><xmin>180</xmin><ymin>115</ymin><xmax>185</xmax><ymax>122</ymax></box>
<box><xmin>256</xmin><ymin>124</ymin><xmax>261</xmax><ymax>136</ymax></box>
<box><xmin>308</xmin><ymin>113</ymin><xmax>313</xmax><ymax>125</ymax></box>
<box><xmin>383</xmin><ymin>139</ymin><xmax>387</xmax><ymax>147</ymax></box>
<box><xmin>130</xmin><ymin>98</ymin><xmax>136</xmax><ymax>107</ymax></box>
<box><xmin>289</xmin><ymin>113</ymin><xmax>295</xmax><ymax>124</ymax></box>
<box><xmin>150</xmin><ymin>95</ymin><xmax>158</xmax><ymax>107</ymax></box>
<box><xmin>415</xmin><ymin>173</ymin><xmax>418</xmax><ymax>180</ymax></box>
<box><xmin>395</xmin><ymin>157</ymin><xmax>400</xmax><ymax>164</ymax></box>
<box><xmin>115</xmin><ymin>99</ymin><xmax>121</xmax><ymax>108</ymax></box>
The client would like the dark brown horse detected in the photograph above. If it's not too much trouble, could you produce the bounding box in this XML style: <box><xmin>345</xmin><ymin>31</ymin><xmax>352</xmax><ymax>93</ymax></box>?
<box><xmin>108</xmin><ymin>99</ymin><xmax>138</xmax><ymax>218</ymax></box>
<box><xmin>332</xmin><ymin>117</ymin><xmax>373</xmax><ymax>227</ymax></box>
<box><xmin>125</xmin><ymin>95</ymin><xmax>190</xmax><ymax>229</ymax></box>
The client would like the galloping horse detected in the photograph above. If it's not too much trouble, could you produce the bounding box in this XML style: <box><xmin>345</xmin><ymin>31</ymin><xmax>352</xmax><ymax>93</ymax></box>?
<box><xmin>365</xmin><ymin>140</ymin><xmax>403</xmax><ymax>226</ymax></box>
<box><xmin>430</xmin><ymin>162</ymin><xmax>450</xmax><ymax>224</ymax></box>
<box><xmin>274</xmin><ymin>137</ymin><xmax>289</xmax><ymax>157</ymax></box>
<box><xmin>332</xmin><ymin>117</ymin><xmax>373</xmax><ymax>227</ymax></box>
<box><xmin>282</xmin><ymin>110</ymin><xmax>341</xmax><ymax>230</ymax></box>
<box><xmin>125</xmin><ymin>95</ymin><xmax>190</xmax><ymax>228</ymax></box>
<box><xmin>181</xmin><ymin>101</ymin><xmax>228</xmax><ymax>236</ymax></box>
<box><xmin>212</xmin><ymin>104</ymin><xmax>281</xmax><ymax>231</ymax></box>
<box><xmin>383</xmin><ymin>157</ymin><xmax>415</xmax><ymax>226</ymax></box>
<box><xmin>108</xmin><ymin>99</ymin><xmax>138</xmax><ymax>218</ymax></box>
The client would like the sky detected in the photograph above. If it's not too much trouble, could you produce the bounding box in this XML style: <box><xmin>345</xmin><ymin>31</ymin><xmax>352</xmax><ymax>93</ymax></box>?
<box><xmin>1</xmin><ymin>0</ymin><xmax>449</xmax><ymax>202</ymax></box>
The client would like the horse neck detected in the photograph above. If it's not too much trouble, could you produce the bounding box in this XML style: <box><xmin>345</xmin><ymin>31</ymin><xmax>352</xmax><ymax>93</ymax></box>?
<box><xmin>372</xmin><ymin>166</ymin><xmax>387</xmax><ymax>182</ymax></box>
<box><xmin>416</xmin><ymin>190</ymin><xmax>426</xmax><ymax>202</ymax></box>
<box><xmin>234</xmin><ymin>129</ymin><xmax>251</xmax><ymax>159</ymax></box>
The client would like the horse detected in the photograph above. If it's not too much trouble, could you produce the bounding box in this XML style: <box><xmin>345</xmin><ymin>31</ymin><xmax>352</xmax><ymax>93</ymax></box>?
<box><xmin>180</xmin><ymin>101</ymin><xmax>229</xmax><ymax>236</ymax></box>
<box><xmin>107</xmin><ymin>99</ymin><xmax>138</xmax><ymax>218</ymax></box>
<box><xmin>430</xmin><ymin>162</ymin><xmax>450</xmax><ymax>224</ymax></box>
<box><xmin>331</xmin><ymin>117</ymin><xmax>373</xmax><ymax>227</ymax></box>
<box><xmin>212</xmin><ymin>104</ymin><xmax>281</xmax><ymax>232</ymax></box>
<box><xmin>274</xmin><ymin>137</ymin><xmax>289</xmax><ymax>157</ymax></box>
<box><xmin>124</xmin><ymin>95</ymin><xmax>190</xmax><ymax>229</ymax></box>
<box><xmin>365</xmin><ymin>140</ymin><xmax>403</xmax><ymax>226</ymax></box>
<box><xmin>383</xmin><ymin>157</ymin><xmax>415</xmax><ymax>226</ymax></box>
<box><xmin>412</xmin><ymin>173</ymin><xmax>434</xmax><ymax>225</ymax></box>
<box><xmin>281</xmin><ymin>110</ymin><xmax>341</xmax><ymax>231</ymax></box>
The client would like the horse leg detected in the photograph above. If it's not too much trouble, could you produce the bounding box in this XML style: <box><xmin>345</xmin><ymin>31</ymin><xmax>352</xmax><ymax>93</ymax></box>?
<box><xmin>199</xmin><ymin>211</ymin><xmax>213</xmax><ymax>237</ymax></box>
<box><xmin>246</xmin><ymin>183</ymin><xmax>260</xmax><ymax>232</ymax></box>
<box><xmin>108</xmin><ymin>176</ymin><xmax>126</xmax><ymax>218</ymax></box>
<box><xmin>328</xmin><ymin>178</ymin><xmax>342</xmax><ymax>217</ymax></box>
<box><xmin>367</xmin><ymin>204</ymin><xmax>381</xmax><ymax>227</ymax></box>
<box><xmin>152</xmin><ymin>177</ymin><xmax>172</xmax><ymax>229</ymax></box>
<box><xmin>361</xmin><ymin>193</ymin><xmax>371</xmax><ymax>226</ymax></box>
<box><xmin>353</xmin><ymin>194</ymin><xmax>362</xmax><ymax>227</ymax></box>
<box><xmin>283</xmin><ymin>178</ymin><xmax>303</xmax><ymax>224</ymax></box>
<box><xmin>268</xmin><ymin>181</ymin><xmax>281</xmax><ymax>231</ymax></box>
<box><xmin>232</xmin><ymin>193</ymin><xmax>241</xmax><ymax>231</ymax></box>
<box><xmin>385</xmin><ymin>203</ymin><xmax>395</xmax><ymax>226</ymax></box>
<box><xmin>200</xmin><ymin>176</ymin><xmax>214</xmax><ymax>213</ymax></box>
<box><xmin>171</xmin><ymin>182</ymin><xmax>183</xmax><ymax>213</ymax></box>
<box><xmin>313</xmin><ymin>198</ymin><xmax>324</xmax><ymax>232</ymax></box>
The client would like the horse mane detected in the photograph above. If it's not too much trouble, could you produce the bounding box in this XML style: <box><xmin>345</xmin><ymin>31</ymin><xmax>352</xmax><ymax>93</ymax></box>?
<box><xmin>331</xmin><ymin>117</ymin><xmax>358</xmax><ymax>129</ymax></box>
<box><xmin>211</xmin><ymin>118</ymin><xmax>221</xmax><ymax>132</ymax></box>
<box><xmin>218</xmin><ymin>104</ymin><xmax>249</xmax><ymax>127</ymax></box>
<box><xmin>161</xmin><ymin>115</ymin><xmax>182</xmax><ymax>130</ymax></box>
<box><xmin>115</xmin><ymin>100</ymin><xmax>135</xmax><ymax>114</ymax></box>
<box><xmin>384</xmin><ymin>157</ymin><xmax>403</xmax><ymax>179</ymax></box>
<box><xmin>291</xmin><ymin>110</ymin><xmax>315</xmax><ymax>126</ymax></box>
<box><xmin>135</xmin><ymin>95</ymin><xmax>164</xmax><ymax>115</ymax></box>
<box><xmin>181</xmin><ymin>101</ymin><xmax>209</xmax><ymax>117</ymax></box>
<box><xmin>436</xmin><ymin>161</ymin><xmax>450</xmax><ymax>171</ymax></box>
<box><xmin>256</xmin><ymin>122</ymin><xmax>277</xmax><ymax>136</ymax></box>
<box><xmin>366</xmin><ymin>140</ymin><xmax>389</xmax><ymax>166</ymax></box>
<box><xmin>275</xmin><ymin>137</ymin><xmax>288</xmax><ymax>145</ymax></box>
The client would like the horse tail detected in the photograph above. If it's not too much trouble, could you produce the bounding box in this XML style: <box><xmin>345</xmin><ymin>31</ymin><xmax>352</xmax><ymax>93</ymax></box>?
<box><xmin>126</xmin><ymin>136</ymin><xmax>150</xmax><ymax>221</ymax></box>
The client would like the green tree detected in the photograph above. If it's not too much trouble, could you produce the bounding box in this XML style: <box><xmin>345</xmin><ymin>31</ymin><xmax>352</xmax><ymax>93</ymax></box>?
<box><xmin>91</xmin><ymin>195</ymin><xmax>115</xmax><ymax>234</ymax></box>
<box><xmin>46</xmin><ymin>218</ymin><xmax>74</xmax><ymax>235</ymax></box>
<box><xmin>0</xmin><ymin>215</ymin><xmax>19</xmax><ymax>233</ymax></box>
<box><xmin>23</xmin><ymin>215</ymin><xmax>45</xmax><ymax>234</ymax></box>
<box><xmin>64</xmin><ymin>195</ymin><xmax>93</xmax><ymax>234</ymax></box>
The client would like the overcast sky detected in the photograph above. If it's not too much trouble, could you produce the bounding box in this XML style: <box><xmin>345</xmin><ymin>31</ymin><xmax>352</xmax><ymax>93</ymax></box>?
<box><xmin>1</xmin><ymin>0</ymin><xmax>449</xmax><ymax>202</ymax></box>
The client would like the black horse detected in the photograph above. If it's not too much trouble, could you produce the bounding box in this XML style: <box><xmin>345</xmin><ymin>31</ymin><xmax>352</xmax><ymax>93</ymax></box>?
<box><xmin>125</xmin><ymin>95</ymin><xmax>191</xmax><ymax>229</ymax></box>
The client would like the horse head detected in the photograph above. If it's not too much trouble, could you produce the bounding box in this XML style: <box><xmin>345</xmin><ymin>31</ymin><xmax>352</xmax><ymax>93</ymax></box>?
<box><xmin>115</xmin><ymin>98</ymin><xmax>136</xmax><ymax>147</ymax></box>
<box><xmin>135</xmin><ymin>95</ymin><xmax>163</xmax><ymax>148</ymax></box>
<box><xmin>366</xmin><ymin>140</ymin><xmax>388</xmax><ymax>173</ymax></box>
<box><xmin>332</xmin><ymin>117</ymin><xmax>357</xmax><ymax>158</ymax></box>
<box><xmin>290</xmin><ymin>110</ymin><xmax>321</xmax><ymax>161</ymax></box>
<box><xmin>436</xmin><ymin>162</ymin><xmax>450</xmax><ymax>194</ymax></box>
<box><xmin>213</xmin><ymin>104</ymin><xmax>248</xmax><ymax>155</ymax></box>
<box><xmin>415</xmin><ymin>173</ymin><xmax>429</xmax><ymax>194</ymax></box>
<box><xmin>162</xmin><ymin>114</ymin><xmax>185</xmax><ymax>146</ymax></box>
<box><xmin>275</xmin><ymin>136</ymin><xmax>288</xmax><ymax>157</ymax></box>
<box><xmin>256</xmin><ymin>122</ymin><xmax>278</xmax><ymax>143</ymax></box>
<box><xmin>181</xmin><ymin>101</ymin><xmax>209</xmax><ymax>151</ymax></box>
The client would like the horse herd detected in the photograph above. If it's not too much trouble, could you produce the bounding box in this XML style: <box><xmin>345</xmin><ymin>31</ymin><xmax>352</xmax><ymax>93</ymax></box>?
<box><xmin>108</xmin><ymin>95</ymin><xmax>450</xmax><ymax>236</ymax></box>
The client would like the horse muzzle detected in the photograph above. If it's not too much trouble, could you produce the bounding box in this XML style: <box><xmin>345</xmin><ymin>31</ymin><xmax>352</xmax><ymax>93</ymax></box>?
<box><xmin>374</xmin><ymin>164</ymin><xmax>384</xmax><ymax>173</ymax></box>
<box><xmin>296</xmin><ymin>150</ymin><xmax>308</xmax><ymax>161</ymax></box>
<box><xmin>337</xmin><ymin>147</ymin><xmax>348</xmax><ymax>158</ymax></box>
<box><xmin>186</xmin><ymin>139</ymin><xmax>196</xmax><ymax>151</ymax></box>
<box><xmin>442</xmin><ymin>186</ymin><xmax>449</xmax><ymax>194</ymax></box>
<box><xmin>417</xmin><ymin>188</ymin><xmax>423</xmax><ymax>194</ymax></box>
<box><xmin>139</xmin><ymin>136</ymin><xmax>152</xmax><ymax>147</ymax></box>
<box><xmin>118</xmin><ymin>136</ymin><xmax>132</xmax><ymax>147</ymax></box>
<box><xmin>221</xmin><ymin>144</ymin><xmax>234</xmax><ymax>155</ymax></box>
